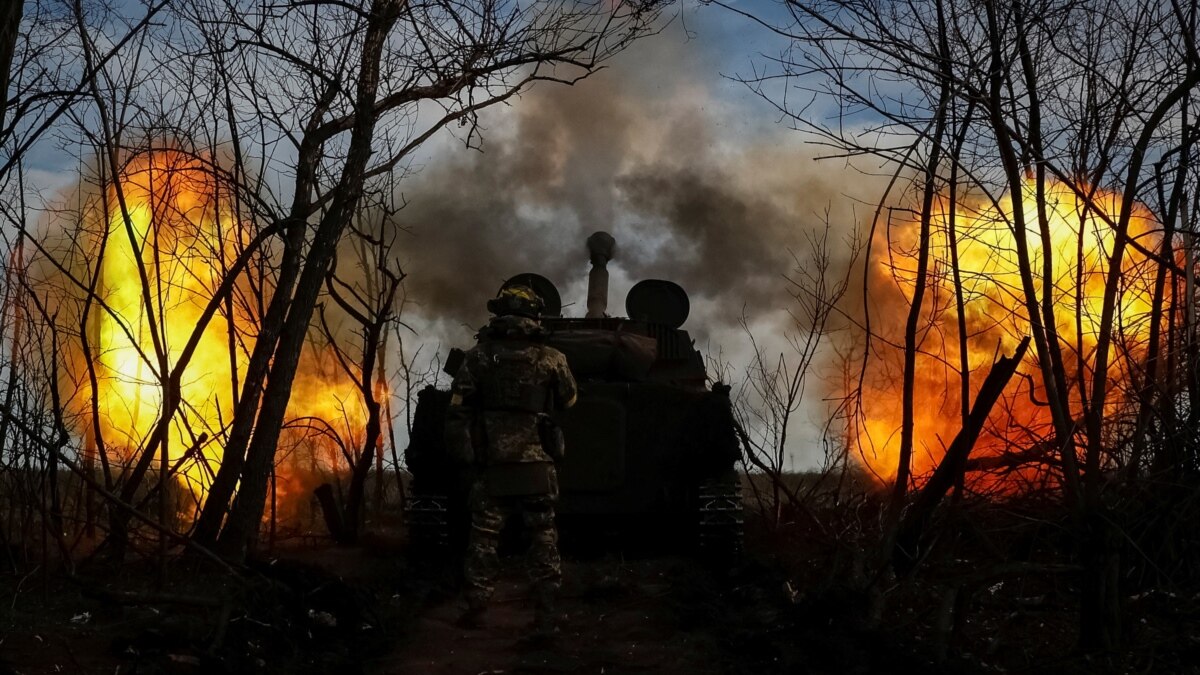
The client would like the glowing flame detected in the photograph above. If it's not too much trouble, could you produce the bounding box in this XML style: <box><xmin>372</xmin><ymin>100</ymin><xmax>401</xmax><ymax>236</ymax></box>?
<box><xmin>91</xmin><ymin>151</ymin><xmax>241</xmax><ymax>483</ymax></box>
<box><xmin>72</xmin><ymin>150</ymin><xmax>368</xmax><ymax>517</ymax></box>
<box><xmin>854</xmin><ymin>179</ymin><xmax>1162</xmax><ymax>490</ymax></box>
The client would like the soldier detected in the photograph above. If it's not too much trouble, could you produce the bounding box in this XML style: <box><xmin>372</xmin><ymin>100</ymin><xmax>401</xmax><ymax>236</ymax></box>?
<box><xmin>445</xmin><ymin>284</ymin><xmax>578</xmax><ymax>635</ymax></box>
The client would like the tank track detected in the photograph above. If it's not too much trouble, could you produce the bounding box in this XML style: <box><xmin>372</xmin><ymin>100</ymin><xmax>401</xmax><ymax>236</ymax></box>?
<box><xmin>404</xmin><ymin>492</ymin><xmax>450</xmax><ymax>554</ymax></box>
<box><xmin>697</xmin><ymin>476</ymin><xmax>744</xmax><ymax>561</ymax></box>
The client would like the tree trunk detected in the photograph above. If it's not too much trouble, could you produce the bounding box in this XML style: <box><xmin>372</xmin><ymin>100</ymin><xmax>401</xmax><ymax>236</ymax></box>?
<box><xmin>893</xmin><ymin>337</ymin><xmax>1030</xmax><ymax>574</ymax></box>
<box><xmin>894</xmin><ymin>2</ymin><xmax>951</xmax><ymax>506</ymax></box>
<box><xmin>192</xmin><ymin>216</ymin><xmax>307</xmax><ymax>545</ymax></box>
<box><xmin>0</xmin><ymin>0</ymin><xmax>23</xmax><ymax>133</ymax></box>
<box><xmin>194</xmin><ymin>82</ymin><xmax>343</xmax><ymax>546</ymax></box>
<box><xmin>1077</xmin><ymin>64</ymin><xmax>1200</xmax><ymax>653</ymax></box>
<box><xmin>313</xmin><ymin>483</ymin><xmax>346</xmax><ymax>544</ymax></box>
<box><xmin>215</xmin><ymin>1</ymin><xmax>401</xmax><ymax>558</ymax></box>
<box><xmin>1129</xmin><ymin>110</ymin><xmax>1190</xmax><ymax>478</ymax></box>
<box><xmin>341</xmin><ymin>400</ymin><xmax>382</xmax><ymax>543</ymax></box>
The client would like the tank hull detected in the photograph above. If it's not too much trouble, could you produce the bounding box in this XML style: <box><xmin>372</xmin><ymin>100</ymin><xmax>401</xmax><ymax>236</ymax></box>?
<box><xmin>404</xmin><ymin>317</ymin><xmax>742</xmax><ymax>556</ymax></box>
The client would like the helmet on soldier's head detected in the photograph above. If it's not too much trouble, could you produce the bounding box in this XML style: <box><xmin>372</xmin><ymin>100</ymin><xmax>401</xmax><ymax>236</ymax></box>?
<box><xmin>487</xmin><ymin>284</ymin><xmax>544</xmax><ymax>318</ymax></box>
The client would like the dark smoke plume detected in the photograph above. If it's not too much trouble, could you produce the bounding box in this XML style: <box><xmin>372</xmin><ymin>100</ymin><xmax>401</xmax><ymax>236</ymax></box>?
<box><xmin>393</xmin><ymin>30</ymin><xmax>871</xmax><ymax>346</ymax></box>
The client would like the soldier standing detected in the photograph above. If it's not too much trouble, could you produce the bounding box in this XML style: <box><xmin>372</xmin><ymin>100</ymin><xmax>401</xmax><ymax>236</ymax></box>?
<box><xmin>446</xmin><ymin>285</ymin><xmax>578</xmax><ymax>635</ymax></box>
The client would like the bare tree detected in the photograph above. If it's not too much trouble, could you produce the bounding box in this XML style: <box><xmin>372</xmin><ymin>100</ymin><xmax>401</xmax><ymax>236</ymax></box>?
<box><xmin>3</xmin><ymin>0</ymin><xmax>664</xmax><ymax>566</ymax></box>
<box><xmin>167</xmin><ymin>0</ymin><xmax>665</xmax><ymax>558</ymax></box>
<box><xmin>733</xmin><ymin>221</ymin><xmax>857</xmax><ymax>524</ymax></box>
<box><xmin>719</xmin><ymin>0</ymin><xmax>1200</xmax><ymax>651</ymax></box>
<box><xmin>313</xmin><ymin>210</ymin><xmax>404</xmax><ymax>543</ymax></box>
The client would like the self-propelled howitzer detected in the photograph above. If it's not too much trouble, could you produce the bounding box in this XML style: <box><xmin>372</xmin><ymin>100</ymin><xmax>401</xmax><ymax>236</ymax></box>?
<box><xmin>404</xmin><ymin>232</ymin><xmax>742</xmax><ymax>558</ymax></box>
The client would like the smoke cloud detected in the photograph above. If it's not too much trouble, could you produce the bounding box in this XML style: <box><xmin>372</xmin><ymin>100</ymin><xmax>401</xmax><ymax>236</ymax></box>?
<box><xmin>394</xmin><ymin>24</ymin><xmax>878</xmax><ymax>352</ymax></box>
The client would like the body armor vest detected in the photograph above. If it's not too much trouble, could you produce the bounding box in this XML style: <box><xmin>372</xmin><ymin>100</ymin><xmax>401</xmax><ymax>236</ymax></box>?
<box><xmin>478</xmin><ymin>345</ymin><xmax>550</xmax><ymax>414</ymax></box>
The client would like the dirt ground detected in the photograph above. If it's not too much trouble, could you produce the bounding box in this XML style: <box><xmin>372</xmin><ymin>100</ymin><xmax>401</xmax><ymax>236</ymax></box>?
<box><xmin>17</xmin><ymin>531</ymin><xmax>1187</xmax><ymax>674</ymax></box>
<box><xmin>0</xmin><ymin>550</ymin><xmax>725</xmax><ymax>674</ymax></box>
<box><xmin>0</xmin><ymin>541</ymin><xmax>923</xmax><ymax>675</ymax></box>
<box><xmin>372</xmin><ymin>557</ymin><xmax>731</xmax><ymax>674</ymax></box>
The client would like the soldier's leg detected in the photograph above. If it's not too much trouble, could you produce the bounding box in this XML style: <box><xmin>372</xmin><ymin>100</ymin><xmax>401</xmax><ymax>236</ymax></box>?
<box><xmin>522</xmin><ymin>496</ymin><xmax>561</xmax><ymax>590</ymax></box>
<box><xmin>464</xmin><ymin>491</ymin><xmax>506</xmax><ymax>609</ymax></box>
<box><xmin>522</xmin><ymin>494</ymin><xmax>561</xmax><ymax>631</ymax></box>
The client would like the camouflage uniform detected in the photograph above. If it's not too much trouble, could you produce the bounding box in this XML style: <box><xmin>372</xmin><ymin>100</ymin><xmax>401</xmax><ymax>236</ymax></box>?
<box><xmin>446</xmin><ymin>314</ymin><xmax>577</xmax><ymax>615</ymax></box>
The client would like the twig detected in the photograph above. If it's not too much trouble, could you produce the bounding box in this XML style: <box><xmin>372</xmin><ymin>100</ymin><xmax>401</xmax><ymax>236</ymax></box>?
<box><xmin>0</xmin><ymin>408</ymin><xmax>245</xmax><ymax>580</ymax></box>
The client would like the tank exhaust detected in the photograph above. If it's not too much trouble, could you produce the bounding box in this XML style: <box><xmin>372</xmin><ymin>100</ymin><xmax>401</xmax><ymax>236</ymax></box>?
<box><xmin>586</xmin><ymin>231</ymin><xmax>616</xmax><ymax>318</ymax></box>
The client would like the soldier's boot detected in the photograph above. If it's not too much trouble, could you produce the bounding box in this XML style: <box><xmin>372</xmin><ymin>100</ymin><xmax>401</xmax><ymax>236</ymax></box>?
<box><xmin>455</xmin><ymin>598</ymin><xmax>488</xmax><ymax>630</ymax></box>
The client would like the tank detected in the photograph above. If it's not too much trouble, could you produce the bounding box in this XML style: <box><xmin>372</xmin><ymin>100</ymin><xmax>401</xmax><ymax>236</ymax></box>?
<box><xmin>404</xmin><ymin>232</ymin><xmax>743</xmax><ymax>559</ymax></box>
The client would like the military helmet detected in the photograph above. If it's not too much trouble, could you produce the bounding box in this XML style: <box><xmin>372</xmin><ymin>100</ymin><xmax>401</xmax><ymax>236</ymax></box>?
<box><xmin>487</xmin><ymin>284</ymin><xmax>544</xmax><ymax>318</ymax></box>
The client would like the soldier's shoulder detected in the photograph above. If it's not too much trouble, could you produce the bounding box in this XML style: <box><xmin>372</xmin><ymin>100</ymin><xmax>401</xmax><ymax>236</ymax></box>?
<box><xmin>536</xmin><ymin>344</ymin><xmax>570</xmax><ymax>364</ymax></box>
<box><xmin>462</xmin><ymin>343</ymin><xmax>493</xmax><ymax>365</ymax></box>
<box><xmin>484</xmin><ymin>340</ymin><xmax>530</xmax><ymax>357</ymax></box>
<box><xmin>471</xmin><ymin>341</ymin><xmax>543</xmax><ymax>368</ymax></box>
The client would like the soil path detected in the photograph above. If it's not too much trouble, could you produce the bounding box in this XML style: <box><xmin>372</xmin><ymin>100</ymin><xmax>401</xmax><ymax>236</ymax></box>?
<box><xmin>369</xmin><ymin>557</ymin><xmax>728</xmax><ymax>675</ymax></box>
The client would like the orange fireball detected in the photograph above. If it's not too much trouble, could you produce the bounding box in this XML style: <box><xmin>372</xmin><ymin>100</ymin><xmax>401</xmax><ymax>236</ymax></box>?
<box><xmin>854</xmin><ymin>179</ymin><xmax>1161</xmax><ymax>491</ymax></box>
<box><xmin>67</xmin><ymin>149</ymin><xmax>368</xmax><ymax>518</ymax></box>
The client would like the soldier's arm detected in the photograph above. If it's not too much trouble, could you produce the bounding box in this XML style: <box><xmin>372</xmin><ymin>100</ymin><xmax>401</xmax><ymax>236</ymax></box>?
<box><xmin>553</xmin><ymin>351</ymin><xmax>578</xmax><ymax>409</ymax></box>
<box><xmin>444</xmin><ymin>353</ymin><xmax>480</xmax><ymax>465</ymax></box>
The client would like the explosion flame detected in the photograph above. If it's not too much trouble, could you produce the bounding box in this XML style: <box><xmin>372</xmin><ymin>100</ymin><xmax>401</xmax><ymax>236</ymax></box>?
<box><xmin>854</xmin><ymin>179</ymin><xmax>1163</xmax><ymax>491</ymax></box>
<box><xmin>65</xmin><ymin>150</ymin><xmax>368</xmax><ymax>519</ymax></box>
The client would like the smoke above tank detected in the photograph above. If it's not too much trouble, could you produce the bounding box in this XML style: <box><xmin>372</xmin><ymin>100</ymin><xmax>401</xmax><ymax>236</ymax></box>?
<box><xmin>392</xmin><ymin>26</ymin><xmax>879</xmax><ymax>347</ymax></box>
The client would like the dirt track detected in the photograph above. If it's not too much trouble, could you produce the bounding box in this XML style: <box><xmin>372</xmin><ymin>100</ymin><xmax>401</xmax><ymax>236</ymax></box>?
<box><xmin>371</xmin><ymin>557</ymin><xmax>735</xmax><ymax>674</ymax></box>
